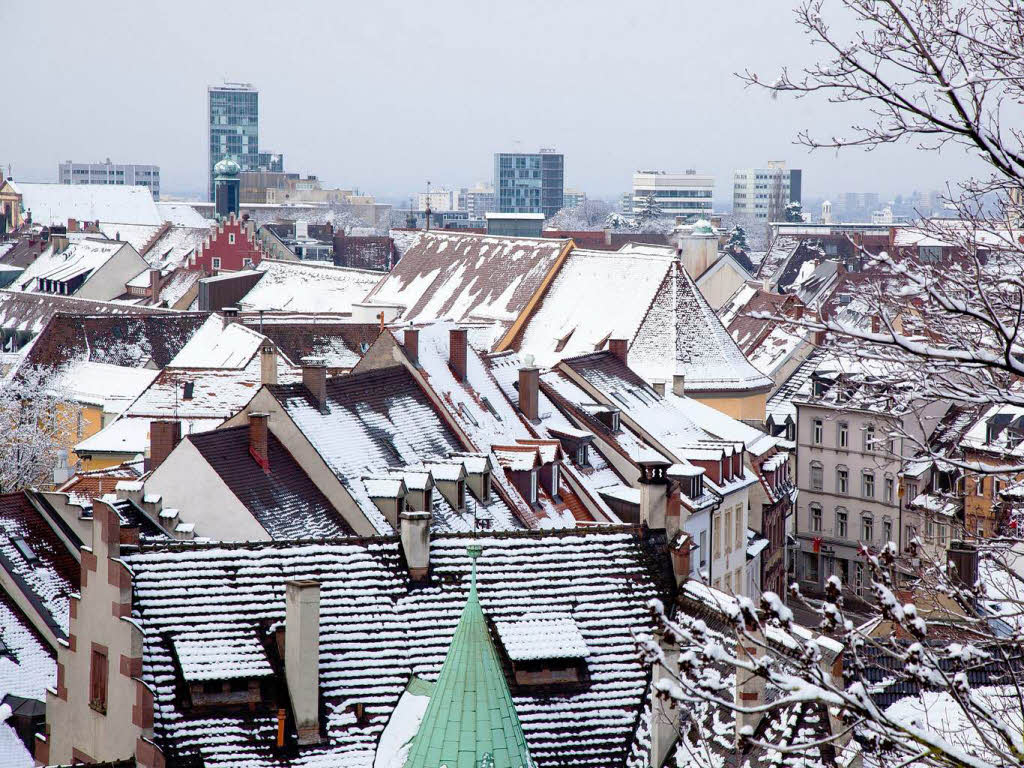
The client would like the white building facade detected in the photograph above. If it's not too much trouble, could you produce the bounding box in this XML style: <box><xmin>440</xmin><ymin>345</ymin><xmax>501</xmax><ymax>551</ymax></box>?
<box><xmin>630</xmin><ymin>170</ymin><xmax>713</xmax><ymax>222</ymax></box>
<box><xmin>58</xmin><ymin>159</ymin><xmax>161</xmax><ymax>200</ymax></box>
<box><xmin>732</xmin><ymin>161</ymin><xmax>802</xmax><ymax>220</ymax></box>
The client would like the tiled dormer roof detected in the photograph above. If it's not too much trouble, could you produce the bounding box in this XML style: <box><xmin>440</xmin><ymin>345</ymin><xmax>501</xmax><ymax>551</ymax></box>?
<box><xmin>123</xmin><ymin>529</ymin><xmax>671</xmax><ymax>768</ymax></box>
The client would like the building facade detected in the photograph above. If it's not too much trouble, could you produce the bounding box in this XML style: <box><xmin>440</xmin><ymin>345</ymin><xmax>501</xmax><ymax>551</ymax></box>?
<box><xmin>459</xmin><ymin>184</ymin><xmax>495</xmax><ymax>218</ymax></box>
<box><xmin>207</xmin><ymin>83</ymin><xmax>282</xmax><ymax>202</ymax></box>
<box><xmin>494</xmin><ymin>149</ymin><xmax>564</xmax><ymax>218</ymax></box>
<box><xmin>563</xmin><ymin>187</ymin><xmax>585</xmax><ymax>209</ymax></box>
<box><xmin>58</xmin><ymin>160</ymin><xmax>160</xmax><ymax>200</ymax></box>
<box><xmin>417</xmin><ymin>188</ymin><xmax>457</xmax><ymax>213</ymax></box>
<box><xmin>630</xmin><ymin>170</ymin><xmax>713</xmax><ymax>222</ymax></box>
<box><xmin>732</xmin><ymin>161</ymin><xmax>801</xmax><ymax>221</ymax></box>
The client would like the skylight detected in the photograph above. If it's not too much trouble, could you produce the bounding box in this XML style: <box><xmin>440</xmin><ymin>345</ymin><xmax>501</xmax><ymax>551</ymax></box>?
<box><xmin>12</xmin><ymin>536</ymin><xmax>38</xmax><ymax>564</ymax></box>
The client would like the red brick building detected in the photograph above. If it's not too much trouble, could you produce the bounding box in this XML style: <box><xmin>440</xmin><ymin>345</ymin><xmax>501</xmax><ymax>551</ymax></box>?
<box><xmin>188</xmin><ymin>214</ymin><xmax>265</xmax><ymax>275</ymax></box>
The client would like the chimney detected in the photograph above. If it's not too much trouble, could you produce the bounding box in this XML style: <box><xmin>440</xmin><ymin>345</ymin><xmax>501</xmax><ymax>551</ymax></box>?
<box><xmin>248</xmin><ymin>412</ymin><xmax>269</xmax><ymax>472</ymax></box>
<box><xmin>149</xmin><ymin>268</ymin><xmax>162</xmax><ymax>299</ymax></box>
<box><xmin>285</xmin><ymin>580</ymin><xmax>321</xmax><ymax>745</ymax></box>
<box><xmin>947</xmin><ymin>541</ymin><xmax>979</xmax><ymax>590</ymax></box>
<box><xmin>302</xmin><ymin>357</ymin><xmax>328</xmax><ymax>412</ymax></box>
<box><xmin>518</xmin><ymin>365</ymin><xmax>539</xmax><ymax>422</ymax></box>
<box><xmin>150</xmin><ymin>420</ymin><xmax>182</xmax><ymax>471</ymax></box>
<box><xmin>449</xmin><ymin>327</ymin><xmax>468</xmax><ymax>382</ymax></box>
<box><xmin>608</xmin><ymin>338</ymin><xmax>628</xmax><ymax>365</ymax></box>
<box><xmin>221</xmin><ymin>305</ymin><xmax>240</xmax><ymax>323</ymax></box>
<box><xmin>734</xmin><ymin>621</ymin><xmax>766</xmax><ymax>745</ymax></box>
<box><xmin>638</xmin><ymin>459</ymin><xmax>671</xmax><ymax>529</ymax></box>
<box><xmin>400</xmin><ymin>510</ymin><xmax>431</xmax><ymax>582</ymax></box>
<box><xmin>260</xmin><ymin>340</ymin><xmax>278</xmax><ymax>385</ymax></box>
<box><xmin>403</xmin><ymin>328</ymin><xmax>419</xmax><ymax>367</ymax></box>
<box><xmin>67</xmin><ymin>218</ymin><xmax>78</xmax><ymax>233</ymax></box>
<box><xmin>672</xmin><ymin>374</ymin><xmax>686</xmax><ymax>397</ymax></box>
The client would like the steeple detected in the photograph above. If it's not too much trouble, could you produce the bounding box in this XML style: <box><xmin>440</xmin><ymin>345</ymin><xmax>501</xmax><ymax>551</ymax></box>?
<box><xmin>404</xmin><ymin>544</ymin><xmax>533</xmax><ymax>768</ymax></box>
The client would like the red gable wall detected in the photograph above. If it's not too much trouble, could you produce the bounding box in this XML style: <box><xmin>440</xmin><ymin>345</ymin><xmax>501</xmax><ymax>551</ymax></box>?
<box><xmin>189</xmin><ymin>215</ymin><xmax>265</xmax><ymax>275</ymax></box>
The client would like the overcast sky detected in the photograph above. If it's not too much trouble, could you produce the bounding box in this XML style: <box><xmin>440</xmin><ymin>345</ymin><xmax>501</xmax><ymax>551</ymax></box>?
<box><xmin>2</xmin><ymin>1</ymin><xmax>988</xmax><ymax>202</ymax></box>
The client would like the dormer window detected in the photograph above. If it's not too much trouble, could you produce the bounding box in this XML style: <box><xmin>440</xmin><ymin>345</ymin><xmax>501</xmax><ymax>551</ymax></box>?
<box><xmin>481</xmin><ymin>472</ymin><xmax>491</xmax><ymax>502</ymax></box>
<box><xmin>494</xmin><ymin>615</ymin><xmax>589</xmax><ymax>688</ymax></box>
<box><xmin>610</xmin><ymin>411</ymin><xmax>620</xmax><ymax>431</ymax></box>
<box><xmin>529</xmin><ymin>471</ymin><xmax>538</xmax><ymax>504</ymax></box>
<box><xmin>551</xmin><ymin>464</ymin><xmax>560</xmax><ymax>497</ymax></box>
<box><xmin>576</xmin><ymin>444</ymin><xmax>589</xmax><ymax>467</ymax></box>
<box><xmin>456</xmin><ymin>480</ymin><xmax>466</xmax><ymax>510</ymax></box>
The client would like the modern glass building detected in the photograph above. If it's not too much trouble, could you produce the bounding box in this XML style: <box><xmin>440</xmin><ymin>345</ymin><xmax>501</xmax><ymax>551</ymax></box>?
<box><xmin>494</xmin><ymin>149</ymin><xmax>564</xmax><ymax>219</ymax></box>
<box><xmin>208</xmin><ymin>83</ymin><xmax>260</xmax><ymax>201</ymax></box>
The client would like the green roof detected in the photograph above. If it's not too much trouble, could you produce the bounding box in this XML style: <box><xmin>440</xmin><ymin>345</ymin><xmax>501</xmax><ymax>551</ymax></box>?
<box><xmin>404</xmin><ymin>545</ymin><xmax>533</xmax><ymax>768</ymax></box>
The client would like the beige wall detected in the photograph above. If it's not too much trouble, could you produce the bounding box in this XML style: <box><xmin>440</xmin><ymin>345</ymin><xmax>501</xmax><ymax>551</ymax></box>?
<box><xmin>697</xmin><ymin>259</ymin><xmax>747</xmax><ymax>311</ymax></box>
<box><xmin>75</xmin><ymin>245</ymin><xmax>149</xmax><ymax>302</ymax></box>
<box><xmin>691</xmin><ymin>390</ymin><xmax>768</xmax><ymax>422</ymax></box>
<box><xmin>42</xmin><ymin>502</ymin><xmax>150</xmax><ymax>766</ymax></box>
<box><xmin>144</xmin><ymin>439</ymin><xmax>271</xmax><ymax>541</ymax></box>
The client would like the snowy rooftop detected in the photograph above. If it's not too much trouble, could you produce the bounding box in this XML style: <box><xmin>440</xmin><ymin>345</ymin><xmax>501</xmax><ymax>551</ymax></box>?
<box><xmin>155</xmin><ymin>201</ymin><xmax>214</xmax><ymax>227</ymax></box>
<box><xmin>364</xmin><ymin>232</ymin><xmax>570</xmax><ymax>326</ymax></box>
<box><xmin>15</xmin><ymin>239</ymin><xmax>127</xmax><ymax>290</ymax></box>
<box><xmin>122</xmin><ymin>530</ymin><xmax>667</xmax><ymax>768</ymax></box>
<box><xmin>16</xmin><ymin>182</ymin><xmax>163</xmax><ymax>226</ymax></box>
<box><xmin>494</xmin><ymin>614</ymin><xmax>589</xmax><ymax>660</ymax></box>
<box><xmin>168</xmin><ymin>314</ymin><xmax>266</xmax><ymax>369</ymax></box>
<box><xmin>172</xmin><ymin>632</ymin><xmax>274</xmax><ymax>682</ymax></box>
<box><xmin>238</xmin><ymin>258</ymin><xmax>383</xmax><ymax>313</ymax></box>
<box><xmin>59</xmin><ymin>360</ymin><xmax>158</xmax><ymax>412</ymax></box>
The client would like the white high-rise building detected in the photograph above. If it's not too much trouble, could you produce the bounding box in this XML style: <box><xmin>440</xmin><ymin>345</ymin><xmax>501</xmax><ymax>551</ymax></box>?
<box><xmin>459</xmin><ymin>184</ymin><xmax>495</xmax><ymax>218</ymax></box>
<box><xmin>732</xmin><ymin>161</ymin><xmax>802</xmax><ymax>220</ymax></box>
<box><xmin>629</xmin><ymin>170</ymin><xmax>713</xmax><ymax>221</ymax></box>
<box><xmin>418</xmin><ymin>188</ymin><xmax>457</xmax><ymax>212</ymax></box>
<box><xmin>58</xmin><ymin>159</ymin><xmax>160</xmax><ymax>200</ymax></box>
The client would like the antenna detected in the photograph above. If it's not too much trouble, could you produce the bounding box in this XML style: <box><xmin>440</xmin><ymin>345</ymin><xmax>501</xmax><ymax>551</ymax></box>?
<box><xmin>424</xmin><ymin>180</ymin><xmax>432</xmax><ymax>232</ymax></box>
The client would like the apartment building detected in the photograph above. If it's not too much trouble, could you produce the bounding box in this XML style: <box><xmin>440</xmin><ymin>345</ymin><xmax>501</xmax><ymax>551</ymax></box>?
<box><xmin>629</xmin><ymin>170</ymin><xmax>713</xmax><ymax>222</ymax></box>
<box><xmin>58</xmin><ymin>160</ymin><xmax>160</xmax><ymax>200</ymax></box>
<box><xmin>732</xmin><ymin>161</ymin><xmax>801</xmax><ymax>221</ymax></box>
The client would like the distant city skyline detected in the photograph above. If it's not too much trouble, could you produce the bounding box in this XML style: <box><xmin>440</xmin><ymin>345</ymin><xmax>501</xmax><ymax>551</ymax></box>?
<box><xmin>2</xmin><ymin>1</ymin><xmax>990</xmax><ymax>203</ymax></box>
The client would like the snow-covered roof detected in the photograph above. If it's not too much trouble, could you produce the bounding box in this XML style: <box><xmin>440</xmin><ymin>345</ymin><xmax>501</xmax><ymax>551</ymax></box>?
<box><xmin>97</xmin><ymin>223</ymin><xmax>163</xmax><ymax>253</ymax></box>
<box><xmin>172</xmin><ymin>632</ymin><xmax>274</xmax><ymax>682</ymax></box>
<box><xmin>15</xmin><ymin>182</ymin><xmax>163</xmax><ymax>226</ymax></box>
<box><xmin>0</xmin><ymin>595</ymin><xmax>55</xmax><ymax>768</ymax></box>
<box><xmin>155</xmin><ymin>201</ymin><xmax>214</xmax><ymax>227</ymax></box>
<box><xmin>123</xmin><ymin>530</ymin><xmax>668</xmax><ymax>768</ymax></box>
<box><xmin>15</xmin><ymin>239</ymin><xmax>127</xmax><ymax>290</ymax></box>
<box><xmin>238</xmin><ymin>258</ymin><xmax>383</xmax><ymax>313</ymax></box>
<box><xmin>494</xmin><ymin>614</ymin><xmax>589</xmax><ymax>660</ymax></box>
<box><xmin>59</xmin><ymin>360</ymin><xmax>158</xmax><ymax>412</ymax></box>
<box><xmin>168</xmin><ymin>314</ymin><xmax>266</xmax><ymax>369</ymax></box>
<box><xmin>364</xmin><ymin>232</ymin><xmax>570</xmax><ymax>326</ymax></box>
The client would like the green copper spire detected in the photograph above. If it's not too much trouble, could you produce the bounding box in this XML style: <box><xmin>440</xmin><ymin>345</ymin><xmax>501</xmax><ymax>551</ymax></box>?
<box><xmin>404</xmin><ymin>545</ymin><xmax>533</xmax><ymax>768</ymax></box>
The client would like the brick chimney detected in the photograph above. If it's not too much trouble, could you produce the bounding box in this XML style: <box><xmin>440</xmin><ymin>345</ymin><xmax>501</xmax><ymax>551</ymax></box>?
<box><xmin>518</xmin><ymin>364</ymin><xmax>539</xmax><ymax>422</ymax></box>
<box><xmin>149</xmin><ymin>268</ymin><xmax>162</xmax><ymax>299</ymax></box>
<box><xmin>302</xmin><ymin>357</ymin><xmax>328</xmax><ymax>412</ymax></box>
<box><xmin>672</xmin><ymin>373</ymin><xmax>686</xmax><ymax>397</ymax></box>
<box><xmin>400</xmin><ymin>510</ymin><xmax>431</xmax><ymax>582</ymax></box>
<box><xmin>260</xmin><ymin>339</ymin><xmax>278</xmax><ymax>385</ymax></box>
<box><xmin>248</xmin><ymin>412</ymin><xmax>269</xmax><ymax>473</ymax></box>
<box><xmin>150</xmin><ymin>420</ymin><xmax>182</xmax><ymax>471</ymax></box>
<box><xmin>285</xmin><ymin>580</ymin><xmax>321</xmax><ymax>745</ymax></box>
<box><xmin>608</xmin><ymin>338</ymin><xmax>628</xmax><ymax>365</ymax></box>
<box><xmin>403</xmin><ymin>328</ymin><xmax>419</xmax><ymax>367</ymax></box>
<box><xmin>449</xmin><ymin>327</ymin><xmax>468</xmax><ymax>382</ymax></box>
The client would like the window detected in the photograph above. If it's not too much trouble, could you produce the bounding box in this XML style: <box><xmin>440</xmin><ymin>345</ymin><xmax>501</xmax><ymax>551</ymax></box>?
<box><xmin>926</xmin><ymin>518</ymin><xmax>935</xmax><ymax>540</ymax></box>
<box><xmin>228</xmin><ymin>233</ymin><xmax>236</xmax><ymax>244</ymax></box>
<box><xmin>212</xmin><ymin>257</ymin><xmax>221</xmax><ymax>270</ymax></box>
<box><xmin>735</xmin><ymin>505</ymin><xmax>743</xmax><ymax>547</ymax></box>
<box><xmin>724</xmin><ymin>571</ymin><xmax>732</xmax><ymax>594</ymax></box>
<box><xmin>529</xmin><ymin>471</ymin><xmax>538</xmax><ymax>504</ymax></box>
<box><xmin>243</xmin><ymin>258</ymin><xmax>253</xmax><ymax>268</ymax></box>
<box><xmin>576</xmin><ymin>444</ymin><xmax>589</xmax><ymax>467</ymax></box>
<box><xmin>811</xmin><ymin>504</ymin><xmax>822</xmax><ymax>532</ymax></box>
<box><xmin>918</xmin><ymin>245</ymin><xmax>942</xmax><ymax>262</ymax></box>
<box><xmin>90</xmin><ymin>647</ymin><xmax>108</xmax><ymax>714</ymax></box>
<box><xmin>838</xmin><ymin>422</ymin><xmax>849</xmax><ymax>448</ymax></box>
<box><xmin>888</xmin><ymin>436</ymin><xmax>897</xmax><ymax>454</ymax></box>
<box><xmin>884</xmin><ymin>476</ymin><xmax>895</xmax><ymax>503</ymax></box>
<box><xmin>699</xmin><ymin>530</ymin><xmax>707</xmax><ymax>567</ymax></box>
<box><xmin>456</xmin><ymin>481</ymin><xmax>466</xmax><ymax>510</ymax></box>
<box><xmin>906</xmin><ymin>524</ymin><xmax>917</xmax><ymax>544</ymax></box>
<box><xmin>837</xmin><ymin>508</ymin><xmax>848</xmax><ymax>539</ymax></box>
<box><xmin>864</xmin><ymin>425</ymin><xmax>876</xmax><ymax>451</ymax></box>
<box><xmin>905</xmin><ymin>481</ymin><xmax>918</xmax><ymax>500</ymax></box>
<box><xmin>713</xmin><ymin>514</ymin><xmax>721</xmax><ymax>558</ymax></box>
<box><xmin>993</xmin><ymin>478</ymin><xmax>1002</xmax><ymax>500</ymax></box>
<box><xmin>883</xmin><ymin>518</ymin><xmax>893</xmax><ymax>543</ymax></box>
<box><xmin>12</xmin><ymin>537</ymin><xmax>37</xmax><ymax>563</ymax></box>
<box><xmin>725</xmin><ymin>509</ymin><xmax>733</xmax><ymax>553</ymax></box>
<box><xmin>862</xmin><ymin>515</ymin><xmax>874</xmax><ymax>543</ymax></box>
<box><xmin>862</xmin><ymin>471</ymin><xmax>875</xmax><ymax>499</ymax></box>
<box><xmin>551</xmin><ymin>464</ymin><xmax>560</xmax><ymax>497</ymax></box>
<box><xmin>812</xmin><ymin>419</ymin><xmax>823</xmax><ymax>445</ymax></box>
<box><xmin>810</xmin><ymin>462</ymin><xmax>823</xmax><ymax>491</ymax></box>
<box><xmin>803</xmin><ymin>551</ymin><xmax>819</xmax><ymax>582</ymax></box>
<box><xmin>937</xmin><ymin>523</ymin><xmax>948</xmax><ymax>546</ymax></box>
<box><xmin>837</xmin><ymin>467</ymin><xmax>849</xmax><ymax>495</ymax></box>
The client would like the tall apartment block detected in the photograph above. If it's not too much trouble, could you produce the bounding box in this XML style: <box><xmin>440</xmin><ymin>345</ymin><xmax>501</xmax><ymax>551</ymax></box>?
<box><xmin>629</xmin><ymin>170</ymin><xmax>713</xmax><ymax>222</ymax></box>
<box><xmin>58</xmin><ymin>160</ymin><xmax>160</xmax><ymax>199</ymax></box>
<box><xmin>208</xmin><ymin>82</ymin><xmax>261</xmax><ymax>201</ymax></box>
<box><xmin>494</xmin><ymin>149</ymin><xmax>564</xmax><ymax>218</ymax></box>
<box><xmin>732</xmin><ymin>161</ymin><xmax>802</xmax><ymax>220</ymax></box>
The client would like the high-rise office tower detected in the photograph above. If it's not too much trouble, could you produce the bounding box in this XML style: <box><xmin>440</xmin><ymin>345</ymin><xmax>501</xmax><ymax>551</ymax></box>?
<box><xmin>732</xmin><ymin>161</ymin><xmax>802</xmax><ymax>220</ymax></box>
<box><xmin>494</xmin><ymin>149</ymin><xmax>564</xmax><ymax>218</ymax></box>
<box><xmin>207</xmin><ymin>82</ymin><xmax>260</xmax><ymax>201</ymax></box>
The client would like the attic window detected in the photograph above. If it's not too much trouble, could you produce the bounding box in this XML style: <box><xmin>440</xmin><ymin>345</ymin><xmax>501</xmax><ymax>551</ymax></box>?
<box><xmin>494</xmin><ymin>615</ymin><xmax>590</xmax><ymax>687</ymax></box>
<box><xmin>482</xmin><ymin>472</ymin><xmax>491</xmax><ymax>502</ymax></box>
<box><xmin>12</xmin><ymin>537</ymin><xmax>38</xmax><ymax>564</ymax></box>
<box><xmin>551</xmin><ymin>464</ymin><xmax>560</xmax><ymax>497</ymax></box>
<box><xmin>529</xmin><ymin>471</ymin><xmax>538</xmax><ymax>504</ymax></box>
<box><xmin>480</xmin><ymin>396</ymin><xmax>502</xmax><ymax>421</ymax></box>
<box><xmin>458</xmin><ymin>402</ymin><xmax>479</xmax><ymax>427</ymax></box>
<box><xmin>360</xmin><ymin>342</ymin><xmax>370</xmax><ymax>353</ymax></box>
<box><xmin>182</xmin><ymin>381</ymin><xmax>195</xmax><ymax>400</ymax></box>
<box><xmin>576</xmin><ymin>444</ymin><xmax>589</xmax><ymax>467</ymax></box>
